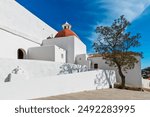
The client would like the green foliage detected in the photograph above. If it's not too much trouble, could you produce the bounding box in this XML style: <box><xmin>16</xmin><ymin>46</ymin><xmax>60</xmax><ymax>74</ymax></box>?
<box><xmin>93</xmin><ymin>15</ymin><xmax>142</xmax><ymax>71</ymax></box>
<box><xmin>142</xmin><ymin>67</ymin><xmax>150</xmax><ymax>79</ymax></box>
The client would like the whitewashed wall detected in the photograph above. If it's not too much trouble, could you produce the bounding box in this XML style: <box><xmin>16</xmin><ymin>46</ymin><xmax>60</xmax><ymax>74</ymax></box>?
<box><xmin>0</xmin><ymin>30</ymin><xmax>39</xmax><ymax>59</ymax></box>
<box><xmin>142</xmin><ymin>79</ymin><xmax>150</xmax><ymax>89</ymax></box>
<box><xmin>27</xmin><ymin>45</ymin><xmax>66</xmax><ymax>62</ymax></box>
<box><xmin>76</xmin><ymin>54</ymin><xmax>91</xmax><ymax>68</ymax></box>
<box><xmin>27</xmin><ymin>46</ymin><xmax>55</xmax><ymax>61</ymax></box>
<box><xmin>0</xmin><ymin>59</ymin><xmax>63</xmax><ymax>84</ymax></box>
<box><xmin>42</xmin><ymin>36</ymin><xmax>86</xmax><ymax>63</ymax></box>
<box><xmin>0</xmin><ymin>0</ymin><xmax>57</xmax><ymax>44</ymax></box>
<box><xmin>88</xmin><ymin>57</ymin><xmax>142</xmax><ymax>87</ymax></box>
<box><xmin>55</xmin><ymin>46</ymin><xmax>66</xmax><ymax>63</ymax></box>
<box><xmin>0</xmin><ymin>0</ymin><xmax>58</xmax><ymax>59</ymax></box>
<box><xmin>0</xmin><ymin>69</ymin><xmax>116</xmax><ymax>100</ymax></box>
<box><xmin>74</xmin><ymin>36</ymin><xmax>87</xmax><ymax>59</ymax></box>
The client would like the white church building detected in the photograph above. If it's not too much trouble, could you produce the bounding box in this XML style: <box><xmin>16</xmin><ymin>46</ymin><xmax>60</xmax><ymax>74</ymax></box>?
<box><xmin>0</xmin><ymin>0</ymin><xmax>142</xmax><ymax>99</ymax></box>
<box><xmin>26</xmin><ymin>21</ymin><xmax>142</xmax><ymax>87</ymax></box>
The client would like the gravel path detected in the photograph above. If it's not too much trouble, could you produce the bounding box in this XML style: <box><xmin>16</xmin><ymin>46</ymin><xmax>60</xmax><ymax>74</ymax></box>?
<box><xmin>36</xmin><ymin>88</ymin><xmax>150</xmax><ymax>100</ymax></box>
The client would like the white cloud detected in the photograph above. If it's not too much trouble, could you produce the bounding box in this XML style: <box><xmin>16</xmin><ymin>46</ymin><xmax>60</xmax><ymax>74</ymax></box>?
<box><xmin>98</xmin><ymin>0</ymin><xmax>150</xmax><ymax>23</ymax></box>
<box><xmin>87</xmin><ymin>0</ymin><xmax>150</xmax><ymax>42</ymax></box>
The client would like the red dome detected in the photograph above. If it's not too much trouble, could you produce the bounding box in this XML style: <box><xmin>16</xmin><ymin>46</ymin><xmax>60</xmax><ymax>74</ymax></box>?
<box><xmin>55</xmin><ymin>29</ymin><xmax>78</xmax><ymax>38</ymax></box>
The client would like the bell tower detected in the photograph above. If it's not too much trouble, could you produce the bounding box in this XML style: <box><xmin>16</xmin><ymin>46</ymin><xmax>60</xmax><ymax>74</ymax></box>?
<box><xmin>62</xmin><ymin>22</ymin><xmax>72</xmax><ymax>29</ymax></box>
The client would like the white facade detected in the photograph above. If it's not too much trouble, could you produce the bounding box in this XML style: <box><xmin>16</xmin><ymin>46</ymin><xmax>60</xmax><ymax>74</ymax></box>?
<box><xmin>0</xmin><ymin>29</ymin><xmax>39</xmax><ymax>59</ymax></box>
<box><xmin>27</xmin><ymin>45</ymin><xmax>66</xmax><ymax>62</ymax></box>
<box><xmin>0</xmin><ymin>0</ymin><xmax>57</xmax><ymax>43</ymax></box>
<box><xmin>0</xmin><ymin>0</ymin><xmax>57</xmax><ymax>59</ymax></box>
<box><xmin>42</xmin><ymin>36</ymin><xmax>86</xmax><ymax>63</ymax></box>
<box><xmin>80</xmin><ymin>56</ymin><xmax>142</xmax><ymax>87</ymax></box>
<box><xmin>76</xmin><ymin>54</ymin><xmax>91</xmax><ymax>68</ymax></box>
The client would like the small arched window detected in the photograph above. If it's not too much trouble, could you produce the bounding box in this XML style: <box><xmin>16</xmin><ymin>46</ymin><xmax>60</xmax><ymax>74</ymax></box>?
<box><xmin>17</xmin><ymin>48</ymin><xmax>26</xmax><ymax>59</ymax></box>
<box><xmin>64</xmin><ymin>26</ymin><xmax>67</xmax><ymax>29</ymax></box>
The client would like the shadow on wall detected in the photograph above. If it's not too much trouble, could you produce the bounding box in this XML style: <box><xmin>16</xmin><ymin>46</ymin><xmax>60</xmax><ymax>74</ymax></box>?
<box><xmin>4</xmin><ymin>73</ymin><xmax>11</xmax><ymax>82</ymax></box>
<box><xmin>4</xmin><ymin>66</ymin><xmax>25</xmax><ymax>83</ymax></box>
<box><xmin>94</xmin><ymin>70</ymin><xmax>116</xmax><ymax>89</ymax></box>
<box><xmin>58</xmin><ymin>63</ymin><xmax>116</xmax><ymax>89</ymax></box>
<box><xmin>58</xmin><ymin>63</ymin><xmax>88</xmax><ymax>75</ymax></box>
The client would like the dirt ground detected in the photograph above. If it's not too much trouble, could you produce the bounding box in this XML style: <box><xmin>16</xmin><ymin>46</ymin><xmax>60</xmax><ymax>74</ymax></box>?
<box><xmin>36</xmin><ymin>88</ymin><xmax>150</xmax><ymax>100</ymax></box>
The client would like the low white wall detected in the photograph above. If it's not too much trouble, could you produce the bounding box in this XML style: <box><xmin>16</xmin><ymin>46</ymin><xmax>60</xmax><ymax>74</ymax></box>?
<box><xmin>88</xmin><ymin>57</ymin><xmax>142</xmax><ymax>87</ymax></box>
<box><xmin>0</xmin><ymin>59</ymin><xmax>63</xmax><ymax>83</ymax></box>
<box><xmin>142</xmin><ymin>79</ymin><xmax>150</xmax><ymax>89</ymax></box>
<box><xmin>27</xmin><ymin>45</ymin><xmax>66</xmax><ymax>62</ymax></box>
<box><xmin>27</xmin><ymin>46</ymin><xmax>55</xmax><ymax>61</ymax></box>
<box><xmin>0</xmin><ymin>70</ymin><xmax>116</xmax><ymax>100</ymax></box>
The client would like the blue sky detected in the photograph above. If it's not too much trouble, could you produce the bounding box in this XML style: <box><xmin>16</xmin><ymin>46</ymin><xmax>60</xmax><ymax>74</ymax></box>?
<box><xmin>16</xmin><ymin>0</ymin><xmax>150</xmax><ymax>68</ymax></box>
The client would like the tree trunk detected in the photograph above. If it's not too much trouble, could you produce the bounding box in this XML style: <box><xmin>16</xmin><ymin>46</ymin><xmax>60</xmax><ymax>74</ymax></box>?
<box><xmin>116</xmin><ymin>63</ymin><xmax>126</xmax><ymax>89</ymax></box>
<box><xmin>120</xmin><ymin>74</ymin><xmax>125</xmax><ymax>89</ymax></box>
